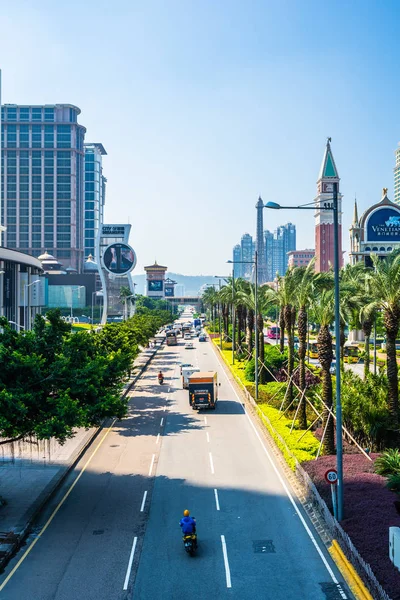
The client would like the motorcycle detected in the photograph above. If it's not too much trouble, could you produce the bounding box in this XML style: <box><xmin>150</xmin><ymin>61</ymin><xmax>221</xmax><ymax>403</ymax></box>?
<box><xmin>158</xmin><ymin>377</ymin><xmax>164</xmax><ymax>385</ymax></box>
<box><xmin>183</xmin><ymin>533</ymin><xmax>197</xmax><ymax>555</ymax></box>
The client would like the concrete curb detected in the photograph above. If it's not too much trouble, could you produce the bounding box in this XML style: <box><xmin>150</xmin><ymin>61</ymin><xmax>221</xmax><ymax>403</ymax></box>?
<box><xmin>329</xmin><ymin>540</ymin><xmax>374</xmax><ymax>600</ymax></box>
<box><xmin>0</xmin><ymin>343</ymin><xmax>162</xmax><ymax>572</ymax></box>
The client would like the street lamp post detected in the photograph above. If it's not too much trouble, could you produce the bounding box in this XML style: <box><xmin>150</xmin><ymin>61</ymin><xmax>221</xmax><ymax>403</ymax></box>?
<box><xmin>214</xmin><ymin>278</ymin><xmax>223</xmax><ymax>350</ymax></box>
<box><xmin>264</xmin><ymin>185</ymin><xmax>344</xmax><ymax>520</ymax></box>
<box><xmin>92</xmin><ymin>290</ymin><xmax>104</xmax><ymax>325</ymax></box>
<box><xmin>24</xmin><ymin>279</ymin><xmax>41</xmax><ymax>330</ymax></box>
<box><xmin>70</xmin><ymin>286</ymin><xmax>85</xmax><ymax>320</ymax></box>
<box><xmin>124</xmin><ymin>294</ymin><xmax>135</xmax><ymax>320</ymax></box>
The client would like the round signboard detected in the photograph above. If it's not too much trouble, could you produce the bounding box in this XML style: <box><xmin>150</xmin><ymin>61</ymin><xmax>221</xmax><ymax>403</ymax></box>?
<box><xmin>103</xmin><ymin>243</ymin><xmax>137</xmax><ymax>275</ymax></box>
<box><xmin>324</xmin><ymin>469</ymin><xmax>338</xmax><ymax>485</ymax></box>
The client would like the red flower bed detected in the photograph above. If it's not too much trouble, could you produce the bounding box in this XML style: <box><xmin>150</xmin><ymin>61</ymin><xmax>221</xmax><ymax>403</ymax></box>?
<box><xmin>303</xmin><ymin>454</ymin><xmax>400</xmax><ymax>600</ymax></box>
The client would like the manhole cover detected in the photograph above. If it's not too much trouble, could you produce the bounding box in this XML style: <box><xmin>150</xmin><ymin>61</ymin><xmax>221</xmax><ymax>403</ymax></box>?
<box><xmin>93</xmin><ymin>530</ymin><xmax>104</xmax><ymax>536</ymax></box>
<box><xmin>319</xmin><ymin>583</ymin><xmax>345</xmax><ymax>599</ymax></box>
<box><xmin>252</xmin><ymin>540</ymin><xmax>275</xmax><ymax>553</ymax></box>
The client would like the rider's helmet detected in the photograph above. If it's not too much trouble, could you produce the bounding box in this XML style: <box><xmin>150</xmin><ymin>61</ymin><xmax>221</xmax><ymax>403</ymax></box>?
<box><xmin>183</xmin><ymin>509</ymin><xmax>190</xmax><ymax>517</ymax></box>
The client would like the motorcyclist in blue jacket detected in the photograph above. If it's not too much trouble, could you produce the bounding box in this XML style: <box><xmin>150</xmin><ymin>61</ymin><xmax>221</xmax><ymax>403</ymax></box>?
<box><xmin>180</xmin><ymin>509</ymin><xmax>197</xmax><ymax>546</ymax></box>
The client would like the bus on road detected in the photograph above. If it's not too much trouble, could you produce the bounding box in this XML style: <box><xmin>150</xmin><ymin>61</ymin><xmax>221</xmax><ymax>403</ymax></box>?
<box><xmin>166</xmin><ymin>330</ymin><xmax>178</xmax><ymax>346</ymax></box>
<box><xmin>266</xmin><ymin>326</ymin><xmax>280</xmax><ymax>340</ymax></box>
<box><xmin>307</xmin><ymin>341</ymin><xmax>319</xmax><ymax>359</ymax></box>
<box><xmin>344</xmin><ymin>344</ymin><xmax>360</xmax><ymax>363</ymax></box>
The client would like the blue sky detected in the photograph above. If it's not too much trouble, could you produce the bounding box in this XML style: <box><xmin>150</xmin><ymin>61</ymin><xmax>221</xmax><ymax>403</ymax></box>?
<box><xmin>0</xmin><ymin>0</ymin><xmax>399</xmax><ymax>274</ymax></box>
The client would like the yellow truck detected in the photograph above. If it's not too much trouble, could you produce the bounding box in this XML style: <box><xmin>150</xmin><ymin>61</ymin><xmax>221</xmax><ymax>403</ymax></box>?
<box><xmin>188</xmin><ymin>371</ymin><xmax>219</xmax><ymax>410</ymax></box>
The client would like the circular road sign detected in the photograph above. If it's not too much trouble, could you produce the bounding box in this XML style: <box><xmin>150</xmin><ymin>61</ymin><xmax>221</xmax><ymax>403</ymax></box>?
<box><xmin>324</xmin><ymin>469</ymin><xmax>338</xmax><ymax>485</ymax></box>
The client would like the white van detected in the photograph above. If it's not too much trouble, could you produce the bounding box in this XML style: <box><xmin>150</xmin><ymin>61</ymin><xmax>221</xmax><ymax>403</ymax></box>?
<box><xmin>182</xmin><ymin>366</ymin><xmax>200</xmax><ymax>389</ymax></box>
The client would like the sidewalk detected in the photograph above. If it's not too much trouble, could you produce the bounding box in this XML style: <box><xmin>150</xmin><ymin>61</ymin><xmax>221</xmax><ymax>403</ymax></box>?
<box><xmin>0</xmin><ymin>341</ymin><xmax>161</xmax><ymax>566</ymax></box>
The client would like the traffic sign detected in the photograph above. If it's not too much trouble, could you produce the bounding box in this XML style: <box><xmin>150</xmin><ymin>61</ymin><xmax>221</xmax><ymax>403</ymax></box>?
<box><xmin>324</xmin><ymin>469</ymin><xmax>338</xmax><ymax>485</ymax></box>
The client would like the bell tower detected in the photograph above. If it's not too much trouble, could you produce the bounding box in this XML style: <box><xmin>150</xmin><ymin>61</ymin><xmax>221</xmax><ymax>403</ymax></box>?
<box><xmin>314</xmin><ymin>139</ymin><xmax>343</xmax><ymax>272</ymax></box>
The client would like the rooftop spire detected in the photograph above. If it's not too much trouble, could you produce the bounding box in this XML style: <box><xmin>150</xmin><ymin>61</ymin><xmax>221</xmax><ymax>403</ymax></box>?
<box><xmin>318</xmin><ymin>137</ymin><xmax>339</xmax><ymax>181</ymax></box>
<box><xmin>352</xmin><ymin>198</ymin><xmax>359</xmax><ymax>226</ymax></box>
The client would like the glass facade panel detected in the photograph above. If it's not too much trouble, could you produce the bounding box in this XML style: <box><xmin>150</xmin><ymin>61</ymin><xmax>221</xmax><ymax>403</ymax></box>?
<box><xmin>32</xmin><ymin>108</ymin><xmax>42</xmax><ymax>121</ymax></box>
<box><xmin>44</xmin><ymin>125</ymin><xmax>54</xmax><ymax>148</ymax></box>
<box><xmin>32</xmin><ymin>124</ymin><xmax>42</xmax><ymax>148</ymax></box>
<box><xmin>19</xmin><ymin>107</ymin><xmax>30</xmax><ymax>121</ymax></box>
<box><xmin>19</xmin><ymin>124</ymin><xmax>29</xmax><ymax>148</ymax></box>
<box><xmin>57</xmin><ymin>125</ymin><xmax>71</xmax><ymax>148</ymax></box>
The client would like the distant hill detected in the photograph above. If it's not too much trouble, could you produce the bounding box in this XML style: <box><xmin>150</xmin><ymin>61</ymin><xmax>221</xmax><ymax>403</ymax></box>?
<box><xmin>131</xmin><ymin>273</ymin><xmax>221</xmax><ymax>296</ymax></box>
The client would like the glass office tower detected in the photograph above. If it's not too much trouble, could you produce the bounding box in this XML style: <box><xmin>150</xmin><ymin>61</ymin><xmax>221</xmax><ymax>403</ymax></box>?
<box><xmin>84</xmin><ymin>143</ymin><xmax>107</xmax><ymax>261</ymax></box>
<box><xmin>1</xmin><ymin>104</ymin><xmax>86</xmax><ymax>271</ymax></box>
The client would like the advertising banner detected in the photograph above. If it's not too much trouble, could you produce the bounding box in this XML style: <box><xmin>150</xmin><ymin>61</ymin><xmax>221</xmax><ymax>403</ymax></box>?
<box><xmin>103</xmin><ymin>243</ymin><xmax>137</xmax><ymax>275</ymax></box>
<box><xmin>366</xmin><ymin>207</ymin><xmax>400</xmax><ymax>242</ymax></box>
<box><xmin>165</xmin><ymin>286</ymin><xmax>174</xmax><ymax>297</ymax></box>
<box><xmin>148</xmin><ymin>280</ymin><xmax>163</xmax><ymax>292</ymax></box>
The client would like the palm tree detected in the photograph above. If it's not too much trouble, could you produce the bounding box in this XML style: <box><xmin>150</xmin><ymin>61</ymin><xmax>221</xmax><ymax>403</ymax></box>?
<box><xmin>219</xmin><ymin>278</ymin><xmax>249</xmax><ymax>353</ymax></box>
<box><xmin>292</xmin><ymin>260</ymin><xmax>317</xmax><ymax>429</ymax></box>
<box><xmin>240</xmin><ymin>284</ymin><xmax>275</xmax><ymax>383</ymax></box>
<box><xmin>272</xmin><ymin>269</ymin><xmax>297</xmax><ymax>405</ymax></box>
<box><xmin>366</xmin><ymin>252</ymin><xmax>400</xmax><ymax>429</ymax></box>
<box><xmin>312</xmin><ymin>289</ymin><xmax>335</xmax><ymax>455</ymax></box>
<box><xmin>338</xmin><ymin>263</ymin><xmax>365</xmax><ymax>369</ymax></box>
<box><xmin>202</xmin><ymin>286</ymin><xmax>219</xmax><ymax>327</ymax></box>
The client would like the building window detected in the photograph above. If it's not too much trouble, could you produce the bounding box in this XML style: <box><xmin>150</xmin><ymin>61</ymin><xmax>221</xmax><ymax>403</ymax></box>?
<box><xmin>44</xmin><ymin>108</ymin><xmax>54</xmax><ymax>122</ymax></box>
<box><xmin>7</xmin><ymin>125</ymin><xmax>17</xmax><ymax>148</ymax></box>
<box><xmin>6</xmin><ymin>107</ymin><xmax>17</xmax><ymax>121</ymax></box>
<box><xmin>20</xmin><ymin>107</ymin><xmax>30</xmax><ymax>121</ymax></box>
<box><xmin>32</xmin><ymin>124</ymin><xmax>42</xmax><ymax>148</ymax></box>
<box><xmin>44</xmin><ymin>125</ymin><xmax>54</xmax><ymax>148</ymax></box>
<box><xmin>57</xmin><ymin>125</ymin><xmax>71</xmax><ymax>148</ymax></box>
<box><xmin>19</xmin><ymin>124</ymin><xmax>29</xmax><ymax>148</ymax></box>
<box><xmin>32</xmin><ymin>108</ymin><xmax>42</xmax><ymax>121</ymax></box>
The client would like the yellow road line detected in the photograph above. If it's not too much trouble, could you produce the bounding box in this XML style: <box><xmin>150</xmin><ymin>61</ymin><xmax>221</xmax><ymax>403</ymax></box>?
<box><xmin>329</xmin><ymin>540</ymin><xmax>374</xmax><ymax>600</ymax></box>
<box><xmin>0</xmin><ymin>419</ymin><xmax>116</xmax><ymax>592</ymax></box>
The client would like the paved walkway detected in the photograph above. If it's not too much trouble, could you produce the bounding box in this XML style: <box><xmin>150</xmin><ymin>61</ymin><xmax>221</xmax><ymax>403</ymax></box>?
<box><xmin>0</xmin><ymin>341</ymin><xmax>161</xmax><ymax>562</ymax></box>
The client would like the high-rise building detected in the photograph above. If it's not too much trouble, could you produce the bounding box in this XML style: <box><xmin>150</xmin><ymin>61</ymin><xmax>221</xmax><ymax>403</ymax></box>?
<box><xmin>84</xmin><ymin>143</ymin><xmax>107</xmax><ymax>262</ymax></box>
<box><xmin>1</xmin><ymin>103</ymin><xmax>86</xmax><ymax>271</ymax></box>
<box><xmin>240</xmin><ymin>233</ymin><xmax>254</xmax><ymax>279</ymax></box>
<box><xmin>314</xmin><ymin>139</ymin><xmax>343</xmax><ymax>272</ymax></box>
<box><xmin>265</xmin><ymin>223</ymin><xmax>296</xmax><ymax>280</ymax></box>
<box><xmin>394</xmin><ymin>144</ymin><xmax>400</xmax><ymax>205</ymax></box>
<box><xmin>255</xmin><ymin>196</ymin><xmax>268</xmax><ymax>284</ymax></box>
<box><xmin>232</xmin><ymin>244</ymin><xmax>242</xmax><ymax>277</ymax></box>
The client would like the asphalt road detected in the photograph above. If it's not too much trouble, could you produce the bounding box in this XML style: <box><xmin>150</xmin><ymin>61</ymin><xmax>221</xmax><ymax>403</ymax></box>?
<box><xmin>0</xmin><ymin>311</ymin><xmax>354</xmax><ymax>600</ymax></box>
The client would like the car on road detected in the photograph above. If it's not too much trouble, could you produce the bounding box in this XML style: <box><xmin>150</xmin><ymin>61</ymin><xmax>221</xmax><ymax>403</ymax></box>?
<box><xmin>184</xmin><ymin>333</ymin><xmax>191</xmax><ymax>340</ymax></box>
<box><xmin>199</xmin><ymin>334</ymin><xmax>207</xmax><ymax>342</ymax></box>
<box><xmin>185</xmin><ymin>342</ymin><xmax>194</xmax><ymax>349</ymax></box>
<box><xmin>179</xmin><ymin>362</ymin><xmax>193</xmax><ymax>375</ymax></box>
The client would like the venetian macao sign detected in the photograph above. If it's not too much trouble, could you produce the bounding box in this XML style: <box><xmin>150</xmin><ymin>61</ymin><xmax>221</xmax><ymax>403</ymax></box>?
<box><xmin>366</xmin><ymin>207</ymin><xmax>400</xmax><ymax>241</ymax></box>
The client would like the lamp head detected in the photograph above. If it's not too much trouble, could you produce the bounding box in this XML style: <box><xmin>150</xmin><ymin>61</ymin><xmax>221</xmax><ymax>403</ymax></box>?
<box><xmin>264</xmin><ymin>201</ymin><xmax>281</xmax><ymax>209</ymax></box>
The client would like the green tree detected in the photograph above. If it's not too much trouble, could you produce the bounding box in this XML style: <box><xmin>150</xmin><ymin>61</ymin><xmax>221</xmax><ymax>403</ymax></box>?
<box><xmin>312</xmin><ymin>289</ymin><xmax>335</xmax><ymax>455</ymax></box>
<box><xmin>292</xmin><ymin>260</ymin><xmax>317</xmax><ymax>429</ymax></box>
<box><xmin>365</xmin><ymin>252</ymin><xmax>400</xmax><ymax>430</ymax></box>
<box><xmin>0</xmin><ymin>311</ymin><xmax>129</xmax><ymax>444</ymax></box>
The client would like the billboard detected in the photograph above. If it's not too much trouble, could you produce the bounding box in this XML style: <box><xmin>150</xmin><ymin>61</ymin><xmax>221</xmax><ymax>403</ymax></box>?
<box><xmin>165</xmin><ymin>286</ymin><xmax>174</xmax><ymax>297</ymax></box>
<box><xmin>366</xmin><ymin>207</ymin><xmax>400</xmax><ymax>242</ymax></box>
<box><xmin>148</xmin><ymin>280</ymin><xmax>163</xmax><ymax>292</ymax></box>
<box><xmin>103</xmin><ymin>243</ymin><xmax>137</xmax><ymax>275</ymax></box>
